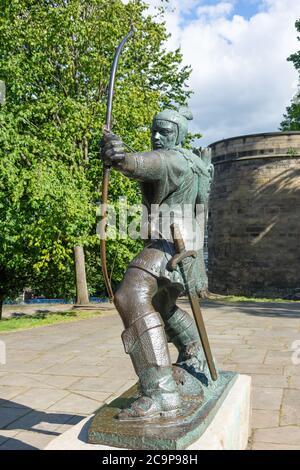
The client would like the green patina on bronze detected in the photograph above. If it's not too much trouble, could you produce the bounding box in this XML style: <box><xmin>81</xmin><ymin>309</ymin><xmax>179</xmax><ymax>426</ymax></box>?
<box><xmin>92</xmin><ymin>103</ymin><xmax>231</xmax><ymax>446</ymax></box>
<box><xmin>88</xmin><ymin>369</ymin><xmax>237</xmax><ymax>450</ymax></box>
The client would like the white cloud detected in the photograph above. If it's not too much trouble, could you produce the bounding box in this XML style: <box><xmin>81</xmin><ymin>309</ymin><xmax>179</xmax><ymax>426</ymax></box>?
<box><xmin>133</xmin><ymin>1</ymin><xmax>300</xmax><ymax>145</ymax></box>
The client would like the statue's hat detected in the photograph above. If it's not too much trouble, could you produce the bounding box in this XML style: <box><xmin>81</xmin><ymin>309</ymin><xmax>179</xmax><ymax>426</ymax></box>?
<box><xmin>153</xmin><ymin>107</ymin><xmax>193</xmax><ymax>145</ymax></box>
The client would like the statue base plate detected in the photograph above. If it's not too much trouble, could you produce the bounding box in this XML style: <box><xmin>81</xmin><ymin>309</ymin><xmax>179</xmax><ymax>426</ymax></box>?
<box><xmin>87</xmin><ymin>369</ymin><xmax>237</xmax><ymax>450</ymax></box>
<box><xmin>44</xmin><ymin>374</ymin><xmax>251</xmax><ymax>450</ymax></box>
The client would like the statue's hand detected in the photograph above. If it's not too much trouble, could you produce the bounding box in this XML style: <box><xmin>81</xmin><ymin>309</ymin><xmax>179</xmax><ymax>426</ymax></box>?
<box><xmin>100</xmin><ymin>132</ymin><xmax>126</xmax><ymax>166</ymax></box>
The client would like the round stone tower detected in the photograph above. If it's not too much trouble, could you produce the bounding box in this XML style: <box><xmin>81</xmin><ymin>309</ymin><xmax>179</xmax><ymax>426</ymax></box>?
<box><xmin>208</xmin><ymin>132</ymin><xmax>300</xmax><ymax>297</ymax></box>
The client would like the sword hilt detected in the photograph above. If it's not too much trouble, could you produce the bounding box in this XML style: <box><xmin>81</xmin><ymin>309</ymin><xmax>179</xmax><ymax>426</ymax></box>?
<box><xmin>167</xmin><ymin>251</ymin><xmax>197</xmax><ymax>271</ymax></box>
<box><xmin>167</xmin><ymin>223</ymin><xmax>196</xmax><ymax>271</ymax></box>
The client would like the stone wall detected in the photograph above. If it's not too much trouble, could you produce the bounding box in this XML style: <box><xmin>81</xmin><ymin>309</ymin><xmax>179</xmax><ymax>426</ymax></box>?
<box><xmin>208</xmin><ymin>132</ymin><xmax>300</xmax><ymax>297</ymax></box>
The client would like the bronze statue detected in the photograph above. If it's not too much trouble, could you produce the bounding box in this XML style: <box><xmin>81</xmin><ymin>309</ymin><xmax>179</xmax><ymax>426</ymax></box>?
<box><xmin>88</xmin><ymin>29</ymin><xmax>237</xmax><ymax>450</ymax></box>
<box><xmin>100</xmin><ymin>107</ymin><xmax>215</xmax><ymax>420</ymax></box>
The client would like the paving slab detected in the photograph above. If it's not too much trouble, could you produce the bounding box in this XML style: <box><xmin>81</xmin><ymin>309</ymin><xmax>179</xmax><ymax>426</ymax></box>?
<box><xmin>12</xmin><ymin>387</ymin><xmax>70</xmax><ymax>411</ymax></box>
<box><xmin>252</xmin><ymin>442</ymin><xmax>300</xmax><ymax>450</ymax></box>
<box><xmin>250</xmin><ymin>374</ymin><xmax>289</xmax><ymax>388</ymax></box>
<box><xmin>264</xmin><ymin>350</ymin><xmax>296</xmax><ymax>365</ymax></box>
<box><xmin>0</xmin><ymin>406</ymin><xmax>31</xmax><ymax>428</ymax></box>
<box><xmin>0</xmin><ymin>385</ymin><xmax>28</xmax><ymax>401</ymax></box>
<box><xmin>253</xmin><ymin>426</ymin><xmax>300</xmax><ymax>446</ymax></box>
<box><xmin>66</xmin><ymin>390</ymin><xmax>113</xmax><ymax>403</ymax></box>
<box><xmin>280</xmin><ymin>389</ymin><xmax>300</xmax><ymax>426</ymax></box>
<box><xmin>0</xmin><ymin>363</ymin><xmax>49</xmax><ymax>374</ymax></box>
<box><xmin>288</xmin><ymin>375</ymin><xmax>300</xmax><ymax>389</ymax></box>
<box><xmin>0</xmin><ymin>373</ymin><xmax>57</xmax><ymax>389</ymax></box>
<box><xmin>251</xmin><ymin>409</ymin><xmax>280</xmax><ymax>429</ymax></box>
<box><xmin>252</xmin><ymin>387</ymin><xmax>283</xmax><ymax>411</ymax></box>
<box><xmin>284</xmin><ymin>365</ymin><xmax>300</xmax><ymax>375</ymax></box>
<box><xmin>227</xmin><ymin>349</ymin><xmax>267</xmax><ymax>364</ymax></box>
<box><xmin>46</xmin><ymin>392</ymin><xmax>106</xmax><ymax>415</ymax></box>
<box><xmin>235</xmin><ymin>364</ymin><xmax>285</xmax><ymax>375</ymax></box>
<box><xmin>0</xmin><ymin>430</ymin><xmax>55</xmax><ymax>450</ymax></box>
<box><xmin>68</xmin><ymin>376</ymin><xmax>131</xmax><ymax>394</ymax></box>
<box><xmin>0</xmin><ymin>430</ymin><xmax>19</xmax><ymax>446</ymax></box>
<box><xmin>21</xmin><ymin>374</ymin><xmax>80</xmax><ymax>389</ymax></box>
<box><xmin>42</xmin><ymin>364</ymin><xmax>109</xmax><ymax>377</ymax></box>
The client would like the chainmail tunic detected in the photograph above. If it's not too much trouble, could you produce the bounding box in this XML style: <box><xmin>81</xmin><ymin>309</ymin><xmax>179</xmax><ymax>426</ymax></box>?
<box><xmin>117</xmin><ymin>147</ymin><xmax>213</xmax><ymax>295</ymax></box>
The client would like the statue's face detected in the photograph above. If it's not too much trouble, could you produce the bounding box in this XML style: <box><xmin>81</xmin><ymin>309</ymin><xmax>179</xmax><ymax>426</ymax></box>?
<box><xmin>151</xmin><ymin>120</ymin><xmax>178</xmax><ymax>150</ymax></box>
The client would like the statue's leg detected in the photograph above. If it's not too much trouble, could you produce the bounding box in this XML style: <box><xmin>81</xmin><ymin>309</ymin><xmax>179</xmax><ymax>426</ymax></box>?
<box><xmin>165</xmin><ymin>305</ymin><xmax>208</xmax><ymax>375</ymax></box>
<box><xmin>154</xmin><ymin>284</ymin><xmax>208</xmax><ymax>377</ymax></box>
<box><xmin>114</xmin><ymin>267</ymin><xmax>181</xmax><ymax>420</ymax></box>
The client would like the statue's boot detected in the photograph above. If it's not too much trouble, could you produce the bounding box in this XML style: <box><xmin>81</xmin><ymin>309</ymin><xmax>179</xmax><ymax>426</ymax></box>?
<box><xmin>165</xmin><ymin>307</ymin><xmax>208</xmax><ymax>377</ymax></box>
<box><xmin>118</xmin><ymin>311</ymin><xmax>181</xmax><ymax>420</ymax></box>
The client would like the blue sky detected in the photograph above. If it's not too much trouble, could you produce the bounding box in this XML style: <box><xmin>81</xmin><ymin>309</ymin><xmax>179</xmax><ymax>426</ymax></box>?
<box><xmin>143</xmin><ymin>0</ymin><xmax>300</xmax><ymax>145</ymax></box>
<box><xmin>125</xmin><ymin>0</ymin><xmax>300</xmax><ymax>144</ymax></box>
<box><xmin>180</xmin><ymin>0</ymin><xmax>263</xmax><ymax>23</ymax></box>
<box><xmin>232</xmin><ymin>0</ymin><xmax>262</xmax><ymax>19</ymax></box>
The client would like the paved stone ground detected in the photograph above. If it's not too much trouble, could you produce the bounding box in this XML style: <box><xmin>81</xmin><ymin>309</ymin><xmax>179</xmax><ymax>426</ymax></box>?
<box><xmin>0</xmin><ymin>300</ymin><xmax>300</xmax><ymax>450</ymax></box>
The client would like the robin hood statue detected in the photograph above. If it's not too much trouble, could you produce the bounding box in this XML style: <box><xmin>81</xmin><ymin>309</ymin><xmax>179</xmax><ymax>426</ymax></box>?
<box><xmin>100</xmin><ymin>107</ymin><xmax>215</xmax><ymax>420</ymax></box>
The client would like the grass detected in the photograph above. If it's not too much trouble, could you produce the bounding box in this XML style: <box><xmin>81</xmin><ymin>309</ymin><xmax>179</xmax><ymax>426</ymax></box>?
<box><xmin>0</xmin><ymin>309</ymin><xmax>105</xmax><ymax>333</ymax></box>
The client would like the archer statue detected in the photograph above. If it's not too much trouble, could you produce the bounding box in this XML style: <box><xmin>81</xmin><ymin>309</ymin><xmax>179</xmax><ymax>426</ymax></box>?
<box><xmin>100</xmin><ymin>107</ymin><xmax>215</xmax><ymax>421</ymax></box>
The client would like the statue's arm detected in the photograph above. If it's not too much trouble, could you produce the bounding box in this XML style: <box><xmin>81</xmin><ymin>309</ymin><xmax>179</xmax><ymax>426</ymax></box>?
<box><xmin>100</xmin><ymin>133</ymin><xmax>167</xmax><ymax>181</ymax></box>
<box><xmin>115</xmin><ymin>151</ymin><xmax>165</xmax><ymax>181</ymax></box>
<box><xmin>100</xmin><ymin>133</ymin><xmax>188</xmax><ymax>183</ymax></box>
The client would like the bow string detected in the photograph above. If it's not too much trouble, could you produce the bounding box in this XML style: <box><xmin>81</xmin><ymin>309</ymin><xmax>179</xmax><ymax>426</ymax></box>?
<box><xmin>100</xmin><ymin>23</ymin><xmax>152</xmax><ymax>301</ymax></box>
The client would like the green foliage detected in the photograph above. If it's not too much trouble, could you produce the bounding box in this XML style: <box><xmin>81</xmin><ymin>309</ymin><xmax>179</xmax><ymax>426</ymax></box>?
<box><xmin>0</xmin><ymin>129</ymin><xmax>93</xmax><ymax>301</ymax></box>
<box><xmin>280</xmin><ymin>20</ymin><xmax>300</xmax><ymax>131</ymax></box>
<box><xmin>0</xmin><ymin>0</ymin><xmax>192</xmax><ymax>301</ymax></box>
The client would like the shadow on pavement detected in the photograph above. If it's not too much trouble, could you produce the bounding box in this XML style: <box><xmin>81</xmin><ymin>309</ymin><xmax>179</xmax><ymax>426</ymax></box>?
<box><xmin>0</xmin><ymin>399</ymin><xmax>84</xmax><ymax>450</ymax></box>
<box><xmin>202</xmin><ymin>299</ymin><xmax>300</xmax><ymax>319</ymax></box>
<box><xmin>0</xmin><ymin>438</ymin><xmax>39</xmax><ymax>450</ymax></box>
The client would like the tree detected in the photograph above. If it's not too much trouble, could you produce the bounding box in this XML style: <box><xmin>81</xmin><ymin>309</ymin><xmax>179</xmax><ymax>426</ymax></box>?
<box><xmin>0</xmin><ymin>0</ymin><xmax>193</xmax><ymax>305</ymax></box>
<box><xmin>0</xmin><ymin>114</ymin><xmax>94</xmax><ymax>317</ymax></box>
<box><xmin>280</xmin><ymin>20</ymin><xmax>300</xmax><ymax>131</ymax></box>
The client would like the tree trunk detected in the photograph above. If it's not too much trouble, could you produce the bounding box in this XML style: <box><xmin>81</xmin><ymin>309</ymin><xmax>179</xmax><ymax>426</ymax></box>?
<box><xmin>74</xmin><ymin>245</ymin><xmax>89</xmax><ymax>305</ymax></box>
<box><xmin>0</xmin><ymin>293</ymin><xmax>3</xmax><ymax>321</ymax></box>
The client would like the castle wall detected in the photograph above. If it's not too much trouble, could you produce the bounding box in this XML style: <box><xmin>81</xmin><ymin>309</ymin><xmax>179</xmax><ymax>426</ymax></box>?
<box><xmin>208</xmin><ymin>132</ymin><xmax>300</xmax><ymax>297</ymax></box>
